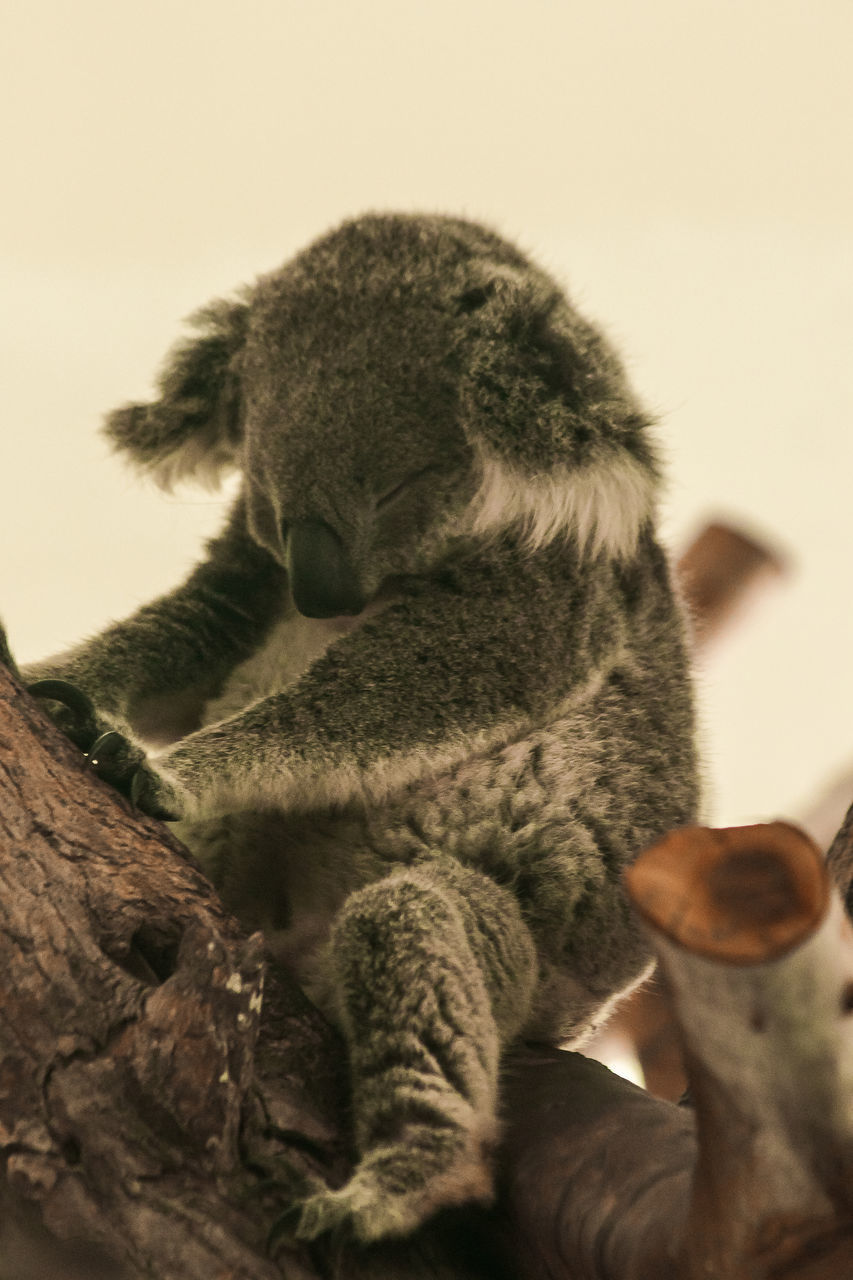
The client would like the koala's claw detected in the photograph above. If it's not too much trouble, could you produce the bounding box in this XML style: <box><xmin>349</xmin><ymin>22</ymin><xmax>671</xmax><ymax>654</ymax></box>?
<box><xmin>260</xmin><ymin>1165</ymin><xmax>331</xmax><ymax>1257</ymax></box>
<box><xmin>27</xmin><ymin>678</ymin><xmax>100</xmax><ymax>749</ymax></box>
<box><xmin>84</xmin><ymin>727</ymin><xmax>143</xmax><ymax>790</ymax></box>
<box><xmin>87</xmin><ymin>729</ymin><xmax>128</xmax><ymax>767</ymax></box>
<box><xmin>85</xmin><ymin>728</ymin><xmax>177</xmax><ymax>819</ymax></box>
<box><xmin>26</xmin><ymin>680</ymin><xmax>184</xmax><ymax>819</ymax></box>
<box><xmin>27</xmin><ymin>678</ymin><xmax>96</xmax><ymax>722</ymax></box>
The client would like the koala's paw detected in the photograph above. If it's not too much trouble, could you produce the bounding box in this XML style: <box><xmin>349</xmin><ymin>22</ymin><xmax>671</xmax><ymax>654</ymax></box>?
<box><xmin>25</xmin><ymin>680</ymin><xmax>185</xmax><ymax>821</ymax></box>
<box><xmin>272</xmin><ymin>1136</ymin><xmax>494</xmax><ymax>1246</ymax></box>
<box><xmin>85</xmin><ymin>729</ymin><xmax>184</xmax><ymax>820</ymax></box>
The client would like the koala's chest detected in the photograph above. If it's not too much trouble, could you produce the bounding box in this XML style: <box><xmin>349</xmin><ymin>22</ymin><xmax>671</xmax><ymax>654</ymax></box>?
<box><xmin>200</xmin><ymin>611</ymin><xmax>363</xmax><ymax>724</ymax></box>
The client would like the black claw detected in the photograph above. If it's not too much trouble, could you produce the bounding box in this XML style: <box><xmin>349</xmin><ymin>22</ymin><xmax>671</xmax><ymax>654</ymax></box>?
<box><xmin>27</xmin><ymin>678</ymin><xmax>96</xmax><ymax>726</ymax></box>
<box><xmin>86</xmin><ymin>730</ymin><xmax>127</xmax><ymax>769</ymax></box>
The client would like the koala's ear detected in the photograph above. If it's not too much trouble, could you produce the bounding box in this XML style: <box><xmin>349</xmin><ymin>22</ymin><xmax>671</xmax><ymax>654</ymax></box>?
<box><xmin>104</xmin><ymin>296</ymin><xmax>250</xmax><ymax>489</ymax></box>
<box><xmin>460</xmin><ymin>269</ymin><xmax>659</xmax><ymax>558</ymax></box>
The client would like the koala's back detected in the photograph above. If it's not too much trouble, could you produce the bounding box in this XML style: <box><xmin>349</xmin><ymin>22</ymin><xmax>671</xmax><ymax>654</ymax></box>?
<box><xmin>178</xmin><ymin>529</ymin><xmax>697</xmax><ymax>1044</ymax></box>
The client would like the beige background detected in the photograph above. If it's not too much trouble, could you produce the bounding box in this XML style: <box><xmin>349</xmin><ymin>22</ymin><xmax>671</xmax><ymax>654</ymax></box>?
<box><xmin>1</xmin><ymin>0</ymin><xmax>851</xmax><ymax>830</ymax></box>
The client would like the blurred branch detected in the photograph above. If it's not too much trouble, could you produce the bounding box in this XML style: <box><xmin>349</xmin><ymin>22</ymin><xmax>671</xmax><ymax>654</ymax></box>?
<box><xmin>677</xmin><ymin>519</ymin><xmax>788</xmax><ymax>649</ymax></box>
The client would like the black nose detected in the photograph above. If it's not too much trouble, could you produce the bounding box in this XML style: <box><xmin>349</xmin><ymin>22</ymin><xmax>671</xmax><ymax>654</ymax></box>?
<box><xmin>286</xmin><ymin>520</ymin><xmax>366</xmax><ymax>618</ymax></box>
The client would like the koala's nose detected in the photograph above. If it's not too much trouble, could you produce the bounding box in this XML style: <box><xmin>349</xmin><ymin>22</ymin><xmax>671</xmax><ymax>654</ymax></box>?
<box><xmin>286</xmin><ymin>519</ymin><xmax>366</xmax><ymax>618</ymax></box>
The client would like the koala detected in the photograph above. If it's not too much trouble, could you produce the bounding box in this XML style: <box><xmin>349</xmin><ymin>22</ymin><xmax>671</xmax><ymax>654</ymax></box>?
<box><xmin>23</xmin><ymin>212</ymin><xmax>698</xmax><ymax>1244</ymax></box>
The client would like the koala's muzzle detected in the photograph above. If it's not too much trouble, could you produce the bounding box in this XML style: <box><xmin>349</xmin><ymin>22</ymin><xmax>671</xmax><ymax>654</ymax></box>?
<box><xmin>287</xmin><ymin>519</ymin><xmax>366</xmax><ymax>618</ymax></box>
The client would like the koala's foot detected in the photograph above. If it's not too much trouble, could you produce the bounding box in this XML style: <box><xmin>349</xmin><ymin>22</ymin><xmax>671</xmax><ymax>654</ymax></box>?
<box><xmin>274</xmin><ymin>1129</ymin><xmax>494</xmax><ymax>1246</ymax></box>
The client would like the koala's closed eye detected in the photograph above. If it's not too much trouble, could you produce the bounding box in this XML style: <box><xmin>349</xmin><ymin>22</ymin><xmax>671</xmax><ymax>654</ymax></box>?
<box><xmin>375</xmin><ymin>465</ymin><xmax>446</xmax><ymax>511</ymax></box>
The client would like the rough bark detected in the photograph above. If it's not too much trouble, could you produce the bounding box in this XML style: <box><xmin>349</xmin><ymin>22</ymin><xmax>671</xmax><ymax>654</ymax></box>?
<box><xmin>0</xmin><ymin>656</ymin><xmax>501</xmax><ymax>1279</ymax></box>
<box><xmin>0</xmin><ymin>655</ymin><xmax>326</xmax><ymax>1277</ymax></box>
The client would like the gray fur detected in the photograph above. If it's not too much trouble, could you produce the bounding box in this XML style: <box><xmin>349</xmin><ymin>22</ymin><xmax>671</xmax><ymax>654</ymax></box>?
<box><xmin>25</xmin><ymin>212</ymin><xmax>698</xmax><ymax>1242</ymax></box>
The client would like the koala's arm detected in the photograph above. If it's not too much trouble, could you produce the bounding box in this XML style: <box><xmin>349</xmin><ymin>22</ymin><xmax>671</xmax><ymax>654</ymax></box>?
<box><xmin>142</xmin><ymin>546</ymin><xmax>630</xmax><ymax>820</ymax></box>
<box><xmin>23</xmin><ymin>498</ymin><xmax>287</xmax><ymax>742</ymax></box>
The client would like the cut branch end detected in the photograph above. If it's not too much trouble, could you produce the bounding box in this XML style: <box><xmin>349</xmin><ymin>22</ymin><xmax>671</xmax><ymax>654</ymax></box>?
<box><xmin>625</xmin><ymin>821</ymin><xmax>829</xmax><ymax>964</ymax></box>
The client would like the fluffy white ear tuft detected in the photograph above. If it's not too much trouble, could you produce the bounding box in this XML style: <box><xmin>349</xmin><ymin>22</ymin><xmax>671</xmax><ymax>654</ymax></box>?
<box><xmin>145</xmin><ymin>431</ymin><xmax>239</xmax><ymax>492</ymax></box>
<box><xmin>467</xmin><ymin>450</ymin><xmax>656</xmax><ymax>559</ymax></box>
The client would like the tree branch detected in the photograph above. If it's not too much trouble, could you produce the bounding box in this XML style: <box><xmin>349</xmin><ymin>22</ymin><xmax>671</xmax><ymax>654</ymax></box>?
<box><xmin>0</xmin><ymin>657</ymin><xmax>503</xmax><ymax>1279</ymax></box>
<box><xmin>498</xmin><ymin>821</ymin><xmax>853</xmax><ymax>1279</ymax></box>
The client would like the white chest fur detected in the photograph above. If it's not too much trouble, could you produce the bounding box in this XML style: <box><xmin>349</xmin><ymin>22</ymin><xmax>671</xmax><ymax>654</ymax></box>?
<box><xmin>201</xmin><ymin>609</ymin><xmax>365</xmax><ymax>726</ymax></box>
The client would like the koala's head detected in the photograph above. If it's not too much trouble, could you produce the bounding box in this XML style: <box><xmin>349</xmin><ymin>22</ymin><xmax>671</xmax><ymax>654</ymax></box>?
<box><xmin>106</xmin><ymin>213</ymin><xmax>658</xmax><ymax>618</ymax></box>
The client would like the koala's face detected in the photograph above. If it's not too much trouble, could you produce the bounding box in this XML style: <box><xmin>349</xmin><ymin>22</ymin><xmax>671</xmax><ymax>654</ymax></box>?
<box><xmin>238</xmin><ymin>216</ymin><xmax>533</xmax><ymax>616</ymax></box>
<box><xmin>105</xmin><ymin>212</ymin><xmax>655</xmax><ymax>619</ymax></box>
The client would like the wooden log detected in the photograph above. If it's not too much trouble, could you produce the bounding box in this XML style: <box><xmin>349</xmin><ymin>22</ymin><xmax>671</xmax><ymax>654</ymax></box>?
<box><xmin>502</xmin><ymin>821</ymin><xmax>853</xmax><ymax>1279</ymax></box>
<box><xmin>626</xmin><ymin>821</ymin><xmax>853</xmax><ymax>1278</ymax></box>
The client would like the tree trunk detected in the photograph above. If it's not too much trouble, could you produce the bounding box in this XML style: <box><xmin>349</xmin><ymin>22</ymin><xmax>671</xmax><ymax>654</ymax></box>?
<box><xmin>0</xmin><ymin>656</ymin><xmax>500</xmax><ymax>1279</ymax></box>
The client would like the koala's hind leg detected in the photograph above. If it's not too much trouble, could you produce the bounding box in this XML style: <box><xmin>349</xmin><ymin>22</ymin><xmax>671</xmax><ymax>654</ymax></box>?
<box><xmin>291</xmin><ymin>856</ymin><xmax>538</xmax><ymax>1244</ymax></box>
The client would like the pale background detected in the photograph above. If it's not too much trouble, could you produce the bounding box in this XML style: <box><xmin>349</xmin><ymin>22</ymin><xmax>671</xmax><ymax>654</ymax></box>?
<box><xmin>1</xmin><ymin>0</ymin><xmax>851</xmax><ymax>833</ymax></box>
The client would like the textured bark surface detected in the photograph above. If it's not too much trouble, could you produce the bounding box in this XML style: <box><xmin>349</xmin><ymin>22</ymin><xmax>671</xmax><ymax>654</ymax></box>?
<box><xmin>0</xmin><ymin>654</ymin><xmax>350</xmax><ymax>1277</ymax></box>
<box><xmin>499</xmin><ymin>1048</ymin><xmax>696</xmax><ymax>1280</ymax></box>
